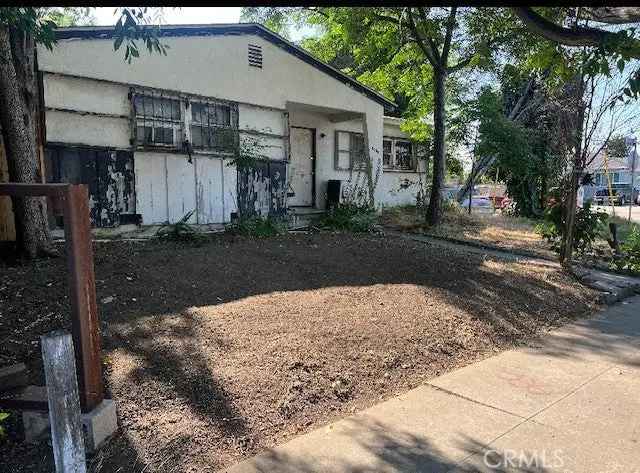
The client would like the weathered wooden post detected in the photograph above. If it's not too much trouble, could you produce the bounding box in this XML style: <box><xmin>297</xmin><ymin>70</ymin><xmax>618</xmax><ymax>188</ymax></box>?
<box><xmin>41</xmin><ymin>330</ymin><xmax>87</xmax><ymax>473</ymax></box>
<box><xmin>62</xmin><ymin>184</ymin><xmax>104</xmax><ymax>413</ymax></box>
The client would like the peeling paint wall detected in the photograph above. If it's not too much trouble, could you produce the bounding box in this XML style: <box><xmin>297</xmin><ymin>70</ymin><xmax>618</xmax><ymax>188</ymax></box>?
<box><xmin>237</xmin><ymin>160</ymin><xmax>287</xmax><ymax>219</ymax></box>
<box><xmin>288</xmin><ymin>110</ymin><xmax>397</xmax><ymax>209</ymax></box>
<box><xmin>288</xmin><ymin>111</ymin><xmax>424</xmax><ymax>209</ymax></box>
<box><xmin>46</xmin><ymin>146</ymin><xmax>136</xmax><ymax>227</ymax></box>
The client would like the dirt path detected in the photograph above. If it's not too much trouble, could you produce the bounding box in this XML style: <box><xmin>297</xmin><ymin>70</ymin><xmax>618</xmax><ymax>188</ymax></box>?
<box><xmin>0</xmin><ymin>232</ymin><xmax>599</xmax><ymax>472</ymax></box>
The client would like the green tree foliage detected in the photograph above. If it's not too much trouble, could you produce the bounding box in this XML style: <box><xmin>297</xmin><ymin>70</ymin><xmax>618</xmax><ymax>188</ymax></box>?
<box><xmin>537</xmin><ymin>199</ymin><xmax>608</xmax><ymax>255</ymax></box>
<box><xmin>472</xmin><ymin>65</ymin><xmax>573</xmax><ymax>217</ymax></box>
<box><xmin>606</xmin><ymin>134</ymin><xmax>630</xmax><ymax>159</ymax></box>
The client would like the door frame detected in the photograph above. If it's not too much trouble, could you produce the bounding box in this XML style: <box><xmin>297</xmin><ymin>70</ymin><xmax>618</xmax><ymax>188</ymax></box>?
<box><xmin>290</xmin><ymin>126</ymin><xmax>317</xmax><ymax>208</ymax></box>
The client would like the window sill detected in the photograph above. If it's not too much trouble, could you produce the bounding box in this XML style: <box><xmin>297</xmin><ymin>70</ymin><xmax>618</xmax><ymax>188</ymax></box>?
<box><xmin>383</xmin><ymin>167</ymin><xmax>420</xmax><ymax>174</ymax></box>
<box><xmin>135</xmin><ymin>145</ymin><xmax>183</xmax><ymax>153</ymax></box>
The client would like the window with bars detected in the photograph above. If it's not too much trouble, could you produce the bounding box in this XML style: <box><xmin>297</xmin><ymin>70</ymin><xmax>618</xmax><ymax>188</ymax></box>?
<box><xmin>133</xmin><ymin>93</ymin><xmax>182</xmax><ymax>148</ymax></box>
<box><xmin>335</xmin><ymin>131</ymin><xmax>367</xmax><ymax>170</ymax></box>
<box><xmin>382</xmin><ymin>137</ymin><xmax>418</xmax><ymax>171</ymax></box>
<box><xmin>190</xmin><ymin>101</ymin><xmax>238</xmax><ymax>153</ymax></box>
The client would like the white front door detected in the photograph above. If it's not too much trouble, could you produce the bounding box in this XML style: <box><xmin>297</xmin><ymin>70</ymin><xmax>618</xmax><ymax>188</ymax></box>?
<box><xmin>289</xmin><ymin>127</ymin><xmax>314</xmax><ymax>206</ymax></box>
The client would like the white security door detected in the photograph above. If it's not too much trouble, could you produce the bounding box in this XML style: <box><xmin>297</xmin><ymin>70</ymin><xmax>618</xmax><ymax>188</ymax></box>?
<box><xmin>289</xmin><ymin>127</ymin><xmax>314</xmax><ymax>207</ymax></box>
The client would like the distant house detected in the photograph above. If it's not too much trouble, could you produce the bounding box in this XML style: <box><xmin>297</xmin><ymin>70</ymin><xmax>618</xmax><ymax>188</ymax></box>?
<box><xmin>582</xmin><ymin>139</ymin><xmax>639</xmax><ymax>204</ymax></box>
<box><xmin>588</xmin><ymin>143</ymin><xmax>639</xmax><ymax>188</ymax></box>
<box><xmin>0</xmin><ymin>23</ymin><xmax>431</xmax><ymax>236</ymax></box>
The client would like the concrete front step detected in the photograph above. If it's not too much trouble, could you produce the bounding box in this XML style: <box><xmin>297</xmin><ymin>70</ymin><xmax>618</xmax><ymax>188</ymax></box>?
<box><xmin>287</xmin><ymin>207</ymin><xmax>326</xmax><ymax>229</ymax></box>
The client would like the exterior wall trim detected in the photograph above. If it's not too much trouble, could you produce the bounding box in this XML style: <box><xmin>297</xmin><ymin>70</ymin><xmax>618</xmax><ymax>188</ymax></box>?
<box><xmin>42</xmin><ymin>71</ymin><xmax>289</xmax><ymax>114</ymax></box>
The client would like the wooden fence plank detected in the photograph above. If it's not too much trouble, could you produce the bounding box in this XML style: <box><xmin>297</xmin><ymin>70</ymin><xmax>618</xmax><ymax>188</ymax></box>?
<box><xmin>41</xmin><ymin>330</ymin><xmax>87</xmax><ymax>473</ymax></box>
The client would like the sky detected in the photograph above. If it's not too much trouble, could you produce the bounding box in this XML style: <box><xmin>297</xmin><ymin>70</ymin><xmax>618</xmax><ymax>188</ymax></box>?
<box><xmin>92</xmin><ymin>7</ymin><xmax>311</xmax><ymax>41</ymax></box>
<box><xmin>93</xmin><ymin>7</ymin><xmax>243</xmax><ymax>26</ymax></box>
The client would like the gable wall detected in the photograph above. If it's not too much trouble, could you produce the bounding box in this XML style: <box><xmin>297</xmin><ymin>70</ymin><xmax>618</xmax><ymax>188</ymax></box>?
<box><xmin>38</xmin><ymin>34</ymin><xmax>382</xmax><ymax>117</ymax></box>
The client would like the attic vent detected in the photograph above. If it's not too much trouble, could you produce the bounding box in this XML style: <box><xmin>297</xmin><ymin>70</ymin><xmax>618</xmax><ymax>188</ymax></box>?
<box><xmin>248</xmin><ymin>44</ymin><xmax>262</xmax><ymax>68</ymax></box>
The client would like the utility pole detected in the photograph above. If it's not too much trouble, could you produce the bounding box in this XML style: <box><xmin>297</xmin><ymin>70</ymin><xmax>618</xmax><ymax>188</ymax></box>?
<box><xmin>628</xmin><ymin>136</ymin><xmax>637</xmax><ymax>222</ymax></box>
<box><xmin>468</xmin><ymin>156</ymin><xmax>474</xmax><ymax>215</ymax></box>
<box><xmin>603</xmin><ymin>147</ymin><xmax>616</xmax><ymax>217</ymax></box>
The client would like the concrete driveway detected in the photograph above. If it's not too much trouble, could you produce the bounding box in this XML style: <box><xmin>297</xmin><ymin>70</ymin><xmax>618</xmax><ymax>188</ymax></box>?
<box><xmin>223</xmin><ymin>296</ymin><xmax>640</xmax><ymax>473</ymax></box>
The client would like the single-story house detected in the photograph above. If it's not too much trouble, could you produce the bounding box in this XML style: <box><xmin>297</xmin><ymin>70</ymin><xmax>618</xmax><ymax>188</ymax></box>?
<box><xmin>1</xmin><ymin>23</ymin><xmax>429</xmax><ymax>235</ymax></box>
<box><xmin>581</xmin><ymin>140</ymin><xmax>639</xmax><ymax>204</ymax></box>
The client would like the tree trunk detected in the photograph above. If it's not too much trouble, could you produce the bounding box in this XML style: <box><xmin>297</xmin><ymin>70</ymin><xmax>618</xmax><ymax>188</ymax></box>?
<box><xmin>426</xmin><ymin>67</ymin><xmax>447</xmax><ymax>225</ymax></box>
<box><xmin>0</xmin><ymin>26</ymin><xmax>53</xmax><ymax>258</ymax></box>
<box><xmin>560</xmin><ymin>74</ymin><xmax>585</xmax><ymax>267</ymax></box>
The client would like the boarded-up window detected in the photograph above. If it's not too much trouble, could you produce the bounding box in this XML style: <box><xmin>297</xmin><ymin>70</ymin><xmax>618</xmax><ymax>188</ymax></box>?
<box><xmin>190</xmin><ymin>101</ymin><xmax>239</xmax><ymax>153</ymax></box>
<box><xmin>133</xmin><ymin>92</ymin><xmax>182</xmax><ymax>148</ymax></box>
<box><xmin>46</xmin><ymin>146</ymin><xmax>137</xmax><ymax>228</ymax></box>
<box><xmin>334</xmin><ymin>131</ymin><xmax>367</xmax><ymax>170</ymax></box>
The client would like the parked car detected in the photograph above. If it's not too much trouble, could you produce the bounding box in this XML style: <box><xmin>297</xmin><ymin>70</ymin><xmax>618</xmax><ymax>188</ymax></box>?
<box><xmin>593</xmin><ymin>184</ymin><xmax>640</xmax><ymax>206</ymax></box>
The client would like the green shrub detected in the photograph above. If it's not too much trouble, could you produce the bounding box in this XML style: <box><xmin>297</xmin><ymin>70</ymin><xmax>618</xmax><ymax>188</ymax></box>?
<box><xmin>442</xmin><ymin>199</ymin><xmax>463</xmax><ymax>215</ymax></box>
<box><xmin>156</xmin><ymin>210</ymin><xmax>206</xmax><ymax>243</ymax></box>
<box><xmin>0</xmin><ymin>411</ymin><xmax>9</xmax><ymax>438</ymax></box>
<box><xmin>319</xmin><ymin>204</ymin><xmax>377</xmax><ymax>233</ymax></box>
<box><xmin>226</xmin><ymin>216</ymin><xmax>286</xmax><ymax>237</ymax></box>
<box><xmin>613</xmin><ymin>226</ymin><xmax>640</xmax><ymax>274</ymax></box>
<box><xmin>536</xmin><ymin>201</ymin><xmax>608</xmax><ymax>255</ymax></box>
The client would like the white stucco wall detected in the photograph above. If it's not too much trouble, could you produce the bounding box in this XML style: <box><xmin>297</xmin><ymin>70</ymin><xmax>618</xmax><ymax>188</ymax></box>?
<box><xmin>38</xmin><ymin>31</ymin><xmax>388</xmax><ymax>224</ymax></box>
<box><xmin>38</xmin><ymin>34</ymin><xmax>383</xmax><ymax>116</ymax></box>
<box><xmin>289</xmin><ymin>111</ymin><xmax>423</xmax><ymax>209</ymax></box>
<box><xmin>378</xmin><ymin>118</ymin><xmax>427</xmax><ymax>208</ymax></box>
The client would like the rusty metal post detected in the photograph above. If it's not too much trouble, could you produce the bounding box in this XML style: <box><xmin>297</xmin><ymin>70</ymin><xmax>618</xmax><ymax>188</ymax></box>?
<box><xmin>62</xmin><ymin>184</ymin><xmax>104</xmax><ymax>412</ymax></box>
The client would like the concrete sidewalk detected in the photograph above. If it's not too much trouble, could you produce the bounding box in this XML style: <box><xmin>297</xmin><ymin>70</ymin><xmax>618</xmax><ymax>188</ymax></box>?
<box><xmin>223</xmin><ymin>297</ymin><xmax>640</xmax><ymax>473</ymax></box>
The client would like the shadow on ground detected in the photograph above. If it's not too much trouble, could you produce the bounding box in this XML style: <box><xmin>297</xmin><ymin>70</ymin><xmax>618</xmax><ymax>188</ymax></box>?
<box><xmin>229</xmin><ymin>417</ymin><xmax>549</xmax><ymax>473</ymax></box>
<box><xmin>0</xmin><ymin>232</ymin><xmax>603</xmax><ymax>472</ymax></box>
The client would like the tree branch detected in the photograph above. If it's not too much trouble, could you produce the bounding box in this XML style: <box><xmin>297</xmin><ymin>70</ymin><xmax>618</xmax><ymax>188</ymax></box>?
<box><xmin>581</xmin><ymin>7</ymin><xmax>640</xmax><ymax>24</ymax></box>
<box><xmin>416</xmin><ymin>7</ymin><xmax>441</xmax><ymax>62</ymax></box>
<box><xmin>512</xmin><ymin>7</ymin><xmax>611</xmax><ymax>48</ymax></box>
<box><xmin>441</xmin><ymin>6</ymin><xmax>457</xmax><ymax>61</ymax></box>
<box><xmin>407</xmin><ymin>8</ymin><xmax>439</xmax><ymax>69</ymax></box>
<box><xmin>447</xmin><ymin>55</ymin><xmax>472</xmax><ymax>73</ymax></box>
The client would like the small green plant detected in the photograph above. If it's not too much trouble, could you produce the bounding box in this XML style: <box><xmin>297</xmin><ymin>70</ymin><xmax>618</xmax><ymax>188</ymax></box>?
<box><xmin>226</xmin><ymin>215</ymin><xmax>286</xmax><ymax>237</ymax></box>
<box><xmin>156</xmin><ymin>210</ymin><xmax>205</xmax><ymax>242</ymax></box>
<box><xmin>0</xmin><ymin>411</ymin><xmax>9</xmax><ymax>438</ymax></box>
<box><xmin>536</xmin><ymin>201</ymin><xmax>608</xmax><ymax>255</ymax></box>
<box><xmin>319</xmin><ymin>203</ymin><xmax>377</xmax><ymax>233</ymax></box>
<box><xmin>442</xmin><ymin>198</ymin><xmax>463</xmax><ymax>215</ymax></box>
<box><xmin>613</xmin><ymin>226</ymin><xmax>640</xmax><ymax>274</ymax></box>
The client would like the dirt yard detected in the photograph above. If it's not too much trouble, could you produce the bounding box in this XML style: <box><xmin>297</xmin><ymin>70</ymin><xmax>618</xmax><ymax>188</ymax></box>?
<box><xmin>1</xmin><ymin>232</ymin><xmax>598</xmax><ymax>472</ymax></box>
<box><xmin>381</xmin><ymin>206</ymin><xmax>556</xmax><ymax>259</ymax></box>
